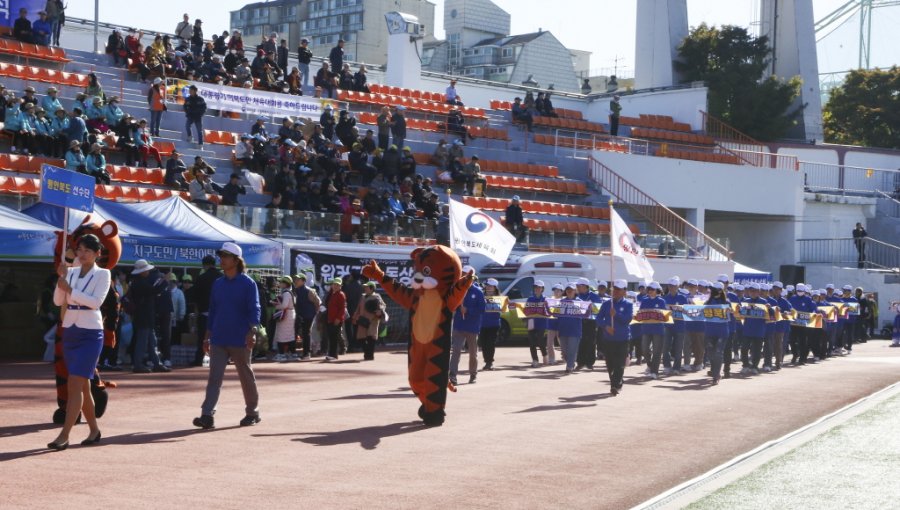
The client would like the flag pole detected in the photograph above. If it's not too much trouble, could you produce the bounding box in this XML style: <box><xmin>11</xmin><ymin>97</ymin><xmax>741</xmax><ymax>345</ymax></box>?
<box><xmin>608</xmin><ymin>198</ymin><xmax>614</xmax><ymax>287</ymax></box>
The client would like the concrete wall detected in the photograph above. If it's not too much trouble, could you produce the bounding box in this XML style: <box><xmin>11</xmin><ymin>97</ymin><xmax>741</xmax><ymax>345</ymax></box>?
<box><xmin>592</xmin><ymin>151</ymin><xmax>804</xmax><ymax>216</ymax></box>
<box><xmin>705</xmin><ymin>217</ymin><xmax>797</xmax><ymax>276</ymax></box>
<box><xmin>585</xmin><ymin>86</ymin><xmax>708</xmax><ymax>131</ymax></box>
<box><xmin>801</xmin><ymin>195</ymin><xmax>877</xmax><ymax>239</ymax></box>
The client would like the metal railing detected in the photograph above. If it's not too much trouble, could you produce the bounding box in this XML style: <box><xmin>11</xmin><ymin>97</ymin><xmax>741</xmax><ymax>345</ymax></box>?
<box><xmin>587</xmin><ymin>157</ymin><xmax>732</xmax><ymax>261</ymax></box>
<box><xmin>801</xmin><ymin>162</ymin><xmax>900</xmax><ymax>196</ymax></box>
<box><xmin>797</xmin><ymin>237</ymin><xmax>900</xmax><ymax>272</ymax></box>
<box><xmin>544</xmin><ymin>129</ymin><xmax>796</xmax><ymax>170</ymax></box>
<box><xmin>875</xmin><ymin>190</ymin><xmax>900</xmax><ymax>218</ymax></box>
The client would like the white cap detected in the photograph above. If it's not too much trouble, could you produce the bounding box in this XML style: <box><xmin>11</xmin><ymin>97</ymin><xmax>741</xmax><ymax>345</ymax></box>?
<box><xmin>772</xmin><ymin>281</ymin><xmax>783</xmax><ymax>288</ymax></box>
<box><xmin>647</xmin><ymin>281</ymin><xmax>662</xmax><ymax>291</ymax></box>
<box><xmin>785</xmin><ymin>285</ymin><xmax>795</xmax><ymax>291</ymax></box>
<box><xmin>698</xmin><ymin>280</ymin><xmax>710</xmax><ymax>287</ymax></box>
<box><xmin>712</xmin><ymin>282</ymin><xmax>724</xmax><ymax>290</ymax></box>
<box><xmin>575</xmin><ymin>277</ymin><xmax>591</xmax><ymax>287</ymax></box>
<box><xmin>131</xmin><ymin>259</ymin><xmax>155</xmax><ymax>275</ymax></box>
<box><xmin>217</xmin><ymin>241</ymin><xmax>243</xmax><ymax>258</ymax></box>
<box><xmin>533</xmin><ymin>280</ymin><xmax>545</xmax><ymax>288</ymax></box>
<box><xmin>818</xmin><ymin>289</ymin><xmax>826</xmax><ymax>295</ymax></box>
<box><xmin>762</xmin><ymin>283</ymin><xmax>772</xmax><ymax>291</ymax></box>
<box><xmin>597</xmin><ymin>280</ymin><xmax>608</xmax><ymax>288</ymax></box>
<box><xmin>152</xmin><ymin>77</ymin><xmax>162</xmax><ymax>85</ymax></box>
<box><xmin>612</xmin><ymin>279</ymin><xmax>628</xmax><ymax>289</ymax></box>
<box><xmin>678</xmin><ymin>288</ymin><xmax>690</xmax><ymax>295</ymax></box>
<box><xmin>687</xmin><ymin>279</ymin><xmax>699</xmax><ymax>286</ymax></box>
<box><xmin>565</xmin><ymin>283</ymin><xmax>577</xmax><ymax>290</ymax></box>
<box><xmin>826</xmin><ymin>284</ymin><xmax>835</xmax><ymax>290</ymax></box>
<box><xmin>484</xmin><ymin>278</ymin><xmax>498</xmax><ymax>287</ymax></box>
<box><xmin>284</xmin><ymin>139</ymin><xmax>297</xmax><ymax>147</ymax></box>
<box><xmin>796</xmin><ymin>284</ymin><xmax>808</xmax><ymax>293</ymax></box>
<box><xmin>748</xmin><ymin>282</ymin><xmax>761</xmax><ymax>290</ymax></box>
<box><xmin>552</xmin><ymin>283</ymin><xmax>564</xmax><ymax>291</ymax></box>
<box><xmin>627</xmin><ymin>291</ymin><xmax>638</xmax><ymax>298</ymax></box>
<box><xmin>462</xmin><ymin>265</ymin><xmax>475</xmax><ymax>274</ymax></box>
<box><xmin>842</xmin><ymin>284</ymin><xmax>853</xmax><ymax>291</ymax></box>
<box><xmin>511</xmin><ymin>195</ymin><xmax>520</xmax><ymax>201</ymax></box>
<box><xmin>811</xmin><ymin>290</ymin><xmax>820</xmax><ymax>296</ymax></box>
<box><xmin>716</xmin><ymin>274</ymin><xmax>729</xmax><ymax>283</ymax></box>
<box><xmin>734</xmin><ymin>284</ymin><xmax>744</xmax><ymax>291</ymax></box>
<box><xmin>667</xmin><ymin>276</ymin><xmax>680</xmax><ymax>286</ymax></box>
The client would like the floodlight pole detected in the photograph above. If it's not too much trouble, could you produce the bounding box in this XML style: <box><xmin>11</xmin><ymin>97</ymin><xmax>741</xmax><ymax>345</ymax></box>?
<box><xmin>93</xmin><ymin>0</ymin><xmax>100</xmax><ymax>53</ymax></box>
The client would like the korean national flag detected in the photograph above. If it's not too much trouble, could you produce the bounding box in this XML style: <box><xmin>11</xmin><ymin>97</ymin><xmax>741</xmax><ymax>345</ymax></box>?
<box><xmin>449</xmin><ymin>198</ymin><xmax>516</xmax><ymax>265</ymax></box>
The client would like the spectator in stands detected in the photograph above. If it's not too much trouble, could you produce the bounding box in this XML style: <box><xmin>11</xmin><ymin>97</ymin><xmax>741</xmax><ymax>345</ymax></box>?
<box><xmin>445</xmin><ymin>80</ymin><xmax>463</xmax><ymax>106</ymax></box>
<box><xmin>329</xmin><ymin>39</ymin><xmax>345</xmax><ymax>74</ymax></box>
<box><xmin>114</xmin><ymin>116</ymin><xmax>139</xmax><ymax>166</ymax></box>
<box><xmin>391</xmin><ymin>106</ymin><xmax>407</xmax><ymax>150</ymax></box>
<box><xmin>422</xmin><ymin>193</ymin><xmax>440</xmax><ymax>221</ymax></box>
<box><xmin>85</xmin><ymin>143</ymin><xmax>111</xmax><ymax>185</ymax></box>
<box><xmin>49</xmin><ymin>108</ymin><xmax>69</xmax><ymax>158</ymax></box>
<box><xmin>4</xmin><ymin>98</ymin><xmax>34</xmax><ymax>155</ymax></box>
<box><xmin>223</xmin><ymin>48</ymin><xmax>239</xmax><ymax>75</ymax></box>
<box><xmin>212</xmin><ymin>32</ymin><xmax>227</xmax><ymax>56</ymax></box>
<box><xmin>336</xmin><ymin>110</ymin><xmax>357</xmax><ymax>147</ymax></box>
<box><xmin>359</xmin><ymin>129</ymin><xmax>376</xmax><ymax>154</ymax></box>
<box><xmin>190</xmin><ymin>170</ymin><xmax>219</xmax><ymax>210</ymax></box>
<box><xmin>150</xmin><ymin>34</ymin><xmax>166</xmax><ymax>58</ymax></box>
<box><xmin>399</xmin><ymin>146</ymin><xmax>417</xmax><ymax>182</ymax></box>
<box><xmin>853</xmin><ymin>222</ymin><xmax>868</xmax><ymax>268</ymax></box>
<box><xmin>41</xmin><ymin>87</ymin><xmax>63</xmax><ymax>116</ymax></box>
<box><xmin>286</xmin><ymin>67</ymin><xmax>302</xmax><ymax>95</ymax></box>
<box><xmin>125</xmin><ymin>29</ymin><xmax>143</xmax><ymax>60</ymax></box>
<box><xmin>446</xmin><ymin>107</ymin><xmax>474</xmax><ymax>144</ymax></box>
<box><xmin>340</xmin><ymin>199</ymin><xmax>368</xmax><ymax>243</ymax></box>
<box><xmin>147</xmin><ymin>78</ymin><xmax>166</xmax><ymax>138</ymax></box>
<box><xmin>523</xmin><ymin>91</ymin><xmax>535</xmax><ymax>112</ymax></box>
<box><xmin>191</xmin><ymin>19</ymin><xmax>204</xmax><ymax>58</ymax></box>
<box><xmin>33</xmin><ymin>10</ymin><xmax>52</xmax><ymax>45</ymax></box>
<box><xmin>13</xmin><ymin>8</ymin><xmax>33</xmax><ymax>44</ymax></box>
<box><xmin>541</xmin><ymin>92</ymin><xmax>558</xmax><ymax>117</ymax></box>
<box><xmin>338</xmin><ymin>64</ymin><xmax>354</xmax><ymax>91</ymax></box>
<box><xmin>511</xmin><ymin>97</ymin><xmax>533</xmax><ymax>130</ymax></box>
<box><xmin>349</xmin><ymin>142</ymin><xmax>377</xmax><ymax>186</ymax></box>
<box><xmin>315</xmin><ymin>62</ymin><xmax>336</xmax><ymax>99</ymax></box>
<box><xmin>352</xmin><ymin>65</ymin><xmax>370</xmax><ymax>93</ymax></box>
<box><xmin>272</xmin><ymin>38</ymin><xmax>288</xmax><ymax>73</ymax></box>
<box><xmin>64</xmin><ymin>140</ymin><xmax>85</xmax><ymax>172</ymax></box>
<box><xmin>22</xmin><ymin>86</ymin><xmax>38</xmax><ymax>108</ymax></box>
<box><xmin>45</xmin><ymin>0</ymin><xmax>62</xmax><ymax>46</ymax></box>
<box><xmin>259</xmin><ymin>60</ymin><xmax>284</xmax><ymax>90</ymax></box>
<box><xmin>448</xmin><ymin>139</ymin><xmax>465</xmax><ymax>174</ymax></box>
<box><xmin>381</xmin><ymin>145</ymin><xmax>401</xmax><ymax>185</ymax></box>
<box><xmin>106</xmin><ymin>30</ymin><xmax>126</xmax><ymax>66</ymax></box>
<box><xmin>31</xmin><ymin>107</ymin><xmax>53</xmax><ymax>156</ymax></box>
<box><xmin>104</xmin><ymin>96</ymin><xmax>124</xmax><ymax>128</ymax></box>
<box><xmin>51</xmin><ymin>0</ymin><xmax>64</xmax><ymax>46</ymax></box>
<box><xmin>175</xmin><ymin>13</ymin><xmax>192</xmax><ymax>45</ymax></box>
<box><xmin>72</xmin><ymin>92</ymin><xmax>89</xmax><ymax>113</ymax></box>
<box><xmin>135</xmin><ymin>119</ymin><xmax>163</xmax><ymax>168</ymax></box>
<box><xmin>460</xmin><ymin>155</ymin><xmax>486</xmax><ymax>197</ymax></box>
<box><xmin>203</xmin><ymin>56</ymin><xmax>231</xmax><ymax>85</ymax></box>
<box><xmin>505</xmin><ymin>196</ymin><xmax>527</xmax><ymax>242</ymax></box>
<box><xmin>431</xmin><ymin>139</ymin><xmax>449</xmax><ymax>169</ymax></box>
<box><xmin>233</xmin><ymin>58</ymin><xmax>252</xmax><ymax>87</ymax></box>
<box><xmin>373</xmin><ymin>106</ymin><xmax>391</xmax><ymax>151</ymax></box>
<box><xmin>84</xmin><ymin>97</ymin><xmax>108</xmax><ymax>133</ymax></box>
<box><xmin>233</xmin><ymin>133</ymin><xmax>253</xmax><ymax>169</ymax></box>
<box><xmin>221</xmin><ymin>174</ymin><xmax>247</xmax><ymax>207</ymax></box>
<box><xmin>658</xmin><ymin>236</ymin><xmax>676</xmax><ymax>258</ymax></box>
<box><xmin>189</xmin><ymin>155</ymin><xmax>216</xmax><ymax>177</ymax></box>
<box><xmin>609</xmin><ymin>95</ymin><xmax>622</xmax><ymax>137</ymax></box>
<box><xmin>250</xmin><ymin>49</ymin><xmax>266</xmax><ymax>78</ymax></box>
<box><xmin>183</xmin><ymin>84</ymin><xmax>207</xmax><ymax>146</ymax></box>
<box><xmin>320</xmin><ymin>104</ymin><xmax>336</xmax><ymax>140</ymax></box>
<box><xmin>64</xmin><ymin>107</ymin><xmax>88</xmax><ymax>150</ymax></box>
<box><xmin>165</xmin><ymin>149</ymin><xmax>188</xmax><ymax>190</ymax></box>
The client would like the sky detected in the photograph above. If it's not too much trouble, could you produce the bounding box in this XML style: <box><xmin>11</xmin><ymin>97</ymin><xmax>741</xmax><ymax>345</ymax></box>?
<box><xmin>67</xmin><ymin>0</ymin><xmax>900</xmax><ymax>77</ymax></box>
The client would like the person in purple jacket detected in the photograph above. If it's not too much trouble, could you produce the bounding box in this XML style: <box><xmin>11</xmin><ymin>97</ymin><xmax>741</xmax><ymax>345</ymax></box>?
<box><xmin>194</xmin><ymin>242</ymin><xmax>262</xmax><ymax>430</ymax></box>
<box><xmin>597</xmin><ymin>280</ymin><xmax>633</xmax><ymax>395</ymax></box>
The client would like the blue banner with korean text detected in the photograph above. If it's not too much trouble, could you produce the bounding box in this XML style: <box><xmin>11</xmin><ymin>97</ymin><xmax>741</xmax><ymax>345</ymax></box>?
<box><xmin>40</xmin><ymin>164</ymin><xmax>95</xmax><ymax>212</ymax></box>
<box><xmin>679</xmin><ymin>305</ymin><xmax>732</xmax><ymax>323</ymax></box>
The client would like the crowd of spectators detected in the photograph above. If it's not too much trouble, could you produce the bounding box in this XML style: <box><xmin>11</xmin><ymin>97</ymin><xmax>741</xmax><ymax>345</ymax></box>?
<box><xmin>511</xmin><ymin>90</ymin><xmax>557</xmax><ymax>130</ymax></box>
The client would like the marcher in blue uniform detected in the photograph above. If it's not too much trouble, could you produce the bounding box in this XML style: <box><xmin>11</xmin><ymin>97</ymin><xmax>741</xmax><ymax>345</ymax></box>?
<box><xmin>824</xmin><ymin>284</ymin><xmax>845</xmax><ymax>355</ymax></box>
<box><xmin>740</xmin><ymin>283</ymin><xmax>768</xmax><ymax>375</ymax></box>
<box><xmin>639</xmin><ymin>281</ymin><xmax>667</xmax><ymax>379</ymax></box>
<box><xmin>557</xmin><ymin>283</ymin><xmax>584</xmax><ymax>374</ymax></box>
<box><xmin>575</xmin><ymin>277</ymin><xmax>601</xmax><ymax>371</ymax></box>
<box><xmin>479</xmin><ymin>278</ymin><xmax>506</xmax><ymax>370</ymax></box>
<box><xmin>662</xmin><ymin>277</ymin><xmax>687</xmax><ymax>375</ymax></box>
<box><xmin>704</xmin><ymin>282</ymin><xmax>731</xmax><ymax>384</ymax></box>
<box><xmin>761</xmin><ymin>284</ymin><xmax>780</xmax><ymax>371</ymax></box>
<box><xmin>788</xmin><ymin>283</ymin><xmax>817</xmax><ymax>364</ymax></box>
<box><xmin>450</xmin><ymin>274</ymin><xmax>484</xmax><ymax>385</ymax></box>
<box><xmin>683</xmin><ymin>279</ymin><xmax>706</xmax><ymax>372</ymax></box>
<box><xmin>522</xmin><ymin>280</ymin><xmax>549</xmax><ymax>367</ymax></box>
<box><xmin>772</xmin><ymin>281</ymin><xmax>793</xmax><ymax>369</ymax></box>
<box><xmin>597</xmin><ymin>280</ymin><xmax>633</xmax><ymax>395</ymax></box>
<box><xmin>840</xmin><ymin>285</ymin><xmax>859</xmax><ymax>352</ymax></box>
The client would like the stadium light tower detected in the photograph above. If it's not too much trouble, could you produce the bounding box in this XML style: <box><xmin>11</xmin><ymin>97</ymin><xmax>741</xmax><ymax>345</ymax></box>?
<box><xmin>814</xmin><ymin>0</ymin><xmax>900</xmax><ymax>69</ymax></box>
<box><xmin>94</xmin><ymin>0</ymin><xmax>100</xmax><ymax>53</ymax></box>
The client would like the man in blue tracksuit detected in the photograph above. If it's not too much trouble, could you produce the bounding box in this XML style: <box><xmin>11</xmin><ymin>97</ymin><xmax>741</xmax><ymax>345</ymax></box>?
<box><xmin>597</xmin><ymin>279</ymin><xmax>633</xmax><ymax>395</ymax></box>
<box><xmin>761</xmin><ymin>283</ymin><xmax>779</xmax><ymax>371</ymax></box>
<box><xmin>824</xmin><ymin>284</ymin><xmax>844</xmax><ymax>355</ymax></box>
<box><xmin>740</xmin><ymin>283</ymin><xmax>767</xmax><ymax>375</ymax></box>
<box><xmin>663</xmin><ymin>277</ymin><xmax>687</xmax><ymax>375</ymax></box>
<box><xmin>451</xmin><ymin>273</ymin><xmax>485</xmax><ymax>385</ymax></box>
<box><xmin>772</xmin><ymin>281</ymin><xmax>793</xmax><ymax>369</ymax></box>
<box><xmin>840</xmin><ymin>285</ymin><xmax>859</xmax><ymax>352</ymax></box>
<box><xmin>639</xmin><ymin>281</ymin><xmax>667</xmax><ymax>379</ymax></box>
<box><xmin>575</xmin><ymin>277</ymin><xmax>602</xmax><ymax>371</ymax></box>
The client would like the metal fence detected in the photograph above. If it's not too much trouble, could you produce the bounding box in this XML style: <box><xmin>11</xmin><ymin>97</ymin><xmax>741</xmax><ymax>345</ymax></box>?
<box><xmin>801</xmin><ymin>162</ymin><xmax>900</xmax><ymax>196</ymax></box>
<box><xmin>797</xmin><ymin>237</ymin><xmax>900</xmax><ymax>271</ymax></box>
<box><xmin>875</xmin><ymin>190</ymin><xmax>900</xmax><ymax>218</ymax></box>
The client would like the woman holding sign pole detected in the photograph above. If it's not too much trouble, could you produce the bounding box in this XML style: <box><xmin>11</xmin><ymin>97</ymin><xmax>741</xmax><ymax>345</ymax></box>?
<box><xmin>704</xmin><ymin>282</ymin><xmax>731</xmax><ymax>385</ymax></box>
<box><xmin>479</xmin><ymin>279</ymin><xmax>506</xmax><ymax>371</ymax></box>
<box><xmin>557</xmin><ymin>283</ymin><xmax>584</xmax><ymax>374</ymax></box>
<box><xmin>597</xmin><ymin>280</ymin><xmax>633</xmax><ymax>395</ymax></box>
<box><xmin>47</xmin><ymin>235</ymin><xmax>111</xmax><ymax>451</ymax></box>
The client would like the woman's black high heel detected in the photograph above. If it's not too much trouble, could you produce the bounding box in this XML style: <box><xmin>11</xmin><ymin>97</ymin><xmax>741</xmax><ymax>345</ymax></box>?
<box><xmin>80</xmin><ymin>431</ymin><xmax>102</xmax><ymax>446</ymax></box>
<box><xmin>47</xmin><ymin>440</ymin><xmax>69</xmax><ymax>451</ymax></box>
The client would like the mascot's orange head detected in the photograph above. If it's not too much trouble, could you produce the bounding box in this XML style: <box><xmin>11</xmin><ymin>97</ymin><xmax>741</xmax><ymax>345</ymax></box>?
<box><xmin>55</xmin><ymin>215</ymin><xmax>122</xmax><ymax>269</ymax></box>
<box><xmin>409</xmin><ymin>246</ymin><xmax>462</xmax><ymax>293</ymax></box>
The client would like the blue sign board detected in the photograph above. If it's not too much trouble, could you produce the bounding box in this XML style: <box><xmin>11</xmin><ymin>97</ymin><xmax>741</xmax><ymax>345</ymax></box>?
<box><xmin>40</xmin><ymin>164</ymin><xmax>95</xmax><ymax>212</ymax></box>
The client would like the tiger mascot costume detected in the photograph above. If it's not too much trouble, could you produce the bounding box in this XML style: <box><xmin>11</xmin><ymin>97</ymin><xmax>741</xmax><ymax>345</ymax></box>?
<box><xmin>52</xmin><ymin>216</ymin><xmax>122</xmax><ymax>424</ymax></box>
<box><xmin>362</xmin><ymin>245</ymin><xmax>474</xmax><ymax>427</ymax></box>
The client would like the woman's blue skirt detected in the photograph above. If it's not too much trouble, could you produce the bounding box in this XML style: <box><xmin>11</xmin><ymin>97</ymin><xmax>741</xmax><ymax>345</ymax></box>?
<box><xmin>63</xmin><ymin>325</ymin><xmax>104</xmax><ymax>379</ymax></box>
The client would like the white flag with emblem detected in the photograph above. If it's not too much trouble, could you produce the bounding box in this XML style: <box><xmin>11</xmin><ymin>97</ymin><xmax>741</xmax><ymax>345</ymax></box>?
<box><xmin>610</xmin><ymin>205</ymin><xmax>654</xmax><ymax>283</ymax></box>
<box><xmin>449</xmin><ymin>198</ymin><xmax>516</xmax><ymax>265</ymax></box>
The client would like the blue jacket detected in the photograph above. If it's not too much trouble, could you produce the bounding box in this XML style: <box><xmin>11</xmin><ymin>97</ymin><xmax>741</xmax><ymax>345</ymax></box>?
<box><xmin>64</xmin><ymin>115</ymin><xmax>88</xmax><ymax>144</ymax></box>
<box><xmin>825</xmin><ymin>294</ymin><xmax>844</xmax><ymax>329</ymax></box>
<box><xmin>65</xmin><ymin>149</ymin><xmax>85</xmax><ymax>171</ymax></box>
<box><xmin>4</xmin><ymin>106</ymin><xmax>29</xmax><ymax>132</ymax></box>
<box><xmin>32</xmin><ymin>115</ymin><xmax>52</xmax><ymax>136</ymax></box>
<box><xmin>704</xmin><ymin>297</ymin><xmax>731</xmax><ymax>338</ymax></box>
<box><xmin>86</xmin><ymin>152</ymin><xmax>106</xmax><ymax>174</ymax></box>
<box><xmin>556</xmin><ymin>298</ymin><xmax>584</xmax><ymax>338</ymax></box>
<box><xmin>104</xmin><ymin>104</ymin><xmax>125</xmax><ymax>127</ymax></box>
<box><xmin>741</xmin><ymin>297</ymin><xmax>768</xmax><ymax>338</ymax></box>
<box><xmin>664</xmin><ymin>292</ymin><xmax>687</xmax><ymax>333</ymax></box>
<box><xmin>84</xmin><ymin>102</ymin><xmax>105</xmax><ymax>120</ymax></box>
<box><xmin>50</xmin><ymin>115</ymin><xmax>69</xmax><ymax>135</ymax></box>
<box><xmin>481</xmin><ymin>293</ymin><xmax>503</xmax><ymax>329</ymax></box>
<box><xmin>577</xmin><ymin>290</ymin><xmax>602</xmax><ymax>320</ymax></box>
<box><xmin>765</xmin><ymin>297</ymin><xmax>779</xmax><ymax>334</ymax></box>
<box><xmin>525</xmin><ymin>294</ymin><xmax>548</xmax><ymax>330</ymax></box>
<box><xmin>638</xmin><ymin>295</ymin><xmax>668</xmax><ymax>336</ymax></box>
<box><xmin>453</xmin><ymin>284</ymin><xmax>485</xmax><ymax>333</ymax></box>
<box><xmin>41</xmin><ymin>95</ymin><xmax>63</xmax><ymax>116</ymax></box>
<box><xmin>776</xmin><ymin>296</ymin><xmax>793</xmax><ymax>333</ymax></box>
<box><xmin>596</xmin><ymin>298</ymin><xmax>633</xmax><ymax>342</ymax></box>
<box><xmin>33</xmin><ymin>19</ymin><xmax>53</xmax><ymax>45</ymax></box>
<box><xmin>843</xmin><ymin>296</ymin><xmax>859</xmax><ymax>323</ymax></box>
<box><xmin>207</xmin><ymin>272</ymin><xmax>262</xmax><ymax>347</ymax></box>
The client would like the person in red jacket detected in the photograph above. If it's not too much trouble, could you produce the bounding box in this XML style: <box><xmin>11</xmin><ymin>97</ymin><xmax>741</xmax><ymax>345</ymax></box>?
<box><xmin>324</xmin><ymin>277</ymin><xmax>347</xmax><ymax>361</ymax></box>
<box><xmin>340</xmin><ymin>199</ymin><xmax>368</xmax><ymax>243</ymax></box>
